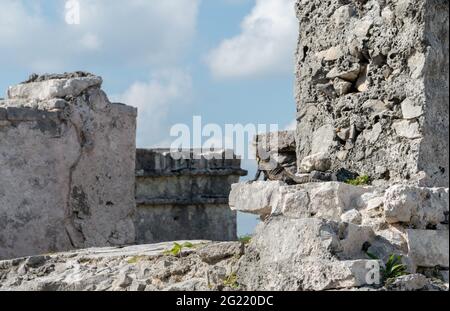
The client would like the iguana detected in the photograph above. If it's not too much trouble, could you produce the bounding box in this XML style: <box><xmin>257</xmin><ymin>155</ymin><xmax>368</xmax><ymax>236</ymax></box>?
<box><xmin>252</xmin><ymin>157</ymin><xmax>358</xmax><ymax>185</ymax></box>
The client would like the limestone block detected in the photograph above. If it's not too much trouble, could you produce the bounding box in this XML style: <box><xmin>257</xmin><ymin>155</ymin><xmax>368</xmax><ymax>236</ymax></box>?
<box><xmin>229</xmin><ymin>181</ymin><xmax>283</xmax><ymax>216</ymax></box>
<box><xmin>406</xmin><ymin>230</ymin><xmax>449</xmax><ymax>268</ymax></box>
<box><xmin>393</xmin><ymin>120</ymin><xmax>421</xmax><ymax>139</ymax></box>
<box><xmin>333</xmin><ymin>78</ymin><xmax>353</xmax><ymax>96</ymax></box>
<box><xmin>235</xmin><ymin>217</ymin><xmax>378</xmax><ymax>290</ymax></box>
<box><xmin>341</xmin><ymin>209</ymin><xmax>362</xmax><ymax>225</ymax></box>
<box><xmin>255</xmin><ymin>130</ymin><xmax>296</xmax><ymax>154</ymax></box>
<box><xmin>326</xmin><ymin>64</ymin><xmax>361</xmax><ymax>82</ymax></box>
<box><xmin>299</xmin><ymin>152</ymin><xmax>332</xmax><ymax>173</ymax></box>
<box><xmin>384</xmin><ymin>185</ymin><xmax>449</xmax><ymax>228</ymax></box>
<box><xmin>401</xmin><ymin>98</ymin><xmax>423</xmax><ymax>119</ymax></box>
<box><xmin>7</xmin><ymin>76</ymin><xmax>102</xmax><ymax>101</ymax></box>
<box><xmin>271</xmin><ymin>186</ymin><xmax>310</xmax><ymax>218</ymax></box>
<box><xmin>197</xmin><ymin>242</ymin><xmax>244</xmax><ymax>264</ymax></box>
<box><xmin>0</xmin><ymin>73</ymin><xmax>137</xmax><ymax>260</ymax></box>
<box><xmin>316</xmin><ymin>46</ymin><xmax>344</xmax><ymax>62</ymax></box>
<box><xmin>230</xmin><ymin>181</ymin><xmax>372</xmax><ymax>221</ymax></box>
<box><xmin>304</xmin><ymin>182</ymin><xmax>372</xmax><ymax>221</ymax></box>
<box><xmin>387</xmin><ymin>274</ymin><xmax>429</xmax><ymax>291</ymax></box>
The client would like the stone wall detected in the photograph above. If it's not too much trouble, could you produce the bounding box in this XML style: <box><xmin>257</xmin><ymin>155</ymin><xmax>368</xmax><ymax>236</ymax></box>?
<box><xmin>134</xmin><ymin>149</ymin><xmax>247</xmax><ymax>243</ymax></box>
<box><xmin>230</xmin><ymin>181</ymin><xmax>449</xmax><ymax>290</ymax></box>
<box><xmin>0</xmin><ymin>73</ymin><xmax>137</xmax><ymax>260</ymax></box>
<box><xmin>295</xmin><ymin>0</ymin><xmax>449</xmax><ymax>187</ymax></box>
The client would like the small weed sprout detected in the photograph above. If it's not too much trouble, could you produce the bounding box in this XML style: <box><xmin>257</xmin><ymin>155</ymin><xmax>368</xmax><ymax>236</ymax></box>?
<box><xmin>346</xmin><ymin>175</ymin><xmax>370</xmax><ymax>186</ymax></box>
<box><xmin>223</xmin><ymin>273</ymin><xmax>239</xmax><ymax>289</ymax></box>
<box><xmin>164</xmin><ymin>242</ymin><xmax>195</xmax><ymax>257</ymax></box>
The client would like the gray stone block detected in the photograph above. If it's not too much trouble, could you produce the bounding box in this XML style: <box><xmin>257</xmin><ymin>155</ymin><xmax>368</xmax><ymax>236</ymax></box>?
<box><xmin>0</xmin><ymin>73</ymin><xmax>137</xmax><ymax>260</ymax></box>
<box><xmin>406</xmin><ymin>229</ymin><xmax>449</xmax><ymax>268</ymax></box>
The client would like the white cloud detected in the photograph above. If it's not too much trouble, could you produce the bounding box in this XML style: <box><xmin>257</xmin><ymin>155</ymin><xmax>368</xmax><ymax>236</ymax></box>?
<box><xmin>0</xmin><ymin>0</ymin><xmax>200</xmax><ymax>71</ymax></box>
<box><xmin>206</xmin><ymin>0</ymin><xmax>297</xmax><ymax>78</ymax></box>
<box><xmin>114</xmin><ymin>69</ymin><xmax>193</xmax><ymax>148</ymax></box>
<box><xmin>79</xmin><ymin>33</ymin><xmax>101</xmax><ymax>51</ymax></box>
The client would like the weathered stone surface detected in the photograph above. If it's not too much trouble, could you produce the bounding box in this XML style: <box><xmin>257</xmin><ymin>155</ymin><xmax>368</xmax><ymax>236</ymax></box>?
<box><xmin>384</xmin><ymin>185</ymin><xmax>449</xmax><ymax>228</ymax></box>
<box><xmin>230</xmin><ymin>181</ymin><xmax>376</xmax><ymax>220</ymax></box>
<box><xmin>299</xmin><ymin>152</ymin><xmax>331</xmax><ymax>173</ymax></box>
<box><xmin>0</xmin><ymin>73</ymin><xmax>137</xmax><ymax>260</ymax></box>
<box><xmin>254</xmin><ymin>130</ymin><xmax>296</xmax><ymax>154</ymax></box>
<box><xmin>7</xmin><ymin>75</ymin><xmax>102</xmax><ymax>101</ymax></box>
<box><xmin>235</xmin><ymin>217</ymin><xmax>378</xmax><ymax>290</ymax></box>
<box><xmin>135</xmin><ymin>205</ymin><xmax>237</xmax><ymax>244</ymax></box>
<box><xmin>197</xmin><ymin>242</ymin><xmax>244</xmax><ymax>264</ymax></box>
<box><xmin>295</xmin><ymin>0</ymin><xmax>449</xmax><ymax>187</ymax></box>
<box><xmin>229</xmin><ymin>181</ymin><xmax>283</xmax><ymax>217</ymax></box>
<box><xmin>341</xmin><ymin>209</ymin><xmax>362</xmax><ymax>225</ymax></box>
<box><xmin>0</xmin><ymin>241</ymin><xmax>242</xmax><ymax>291</ymax></box>
<box><xmin>406</xmin><ymin>230</ymin><xmax>449</xmax><ymax>268</ymax></box>
<box><xmin>386</xmin><ymin>274</ymin><xmax>429</xmax><ymax>291</ymax></box>
<box><xmin>230</xmin><ymin>179</ymin><xmax>449</xmax><ymax>274</ymax></box>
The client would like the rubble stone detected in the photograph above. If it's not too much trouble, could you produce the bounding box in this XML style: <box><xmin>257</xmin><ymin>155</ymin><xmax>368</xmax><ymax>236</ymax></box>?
<box><xmin>295</xmin><ymin>0</ymin><xmax>449</xmax><ymax>187</ymax></box>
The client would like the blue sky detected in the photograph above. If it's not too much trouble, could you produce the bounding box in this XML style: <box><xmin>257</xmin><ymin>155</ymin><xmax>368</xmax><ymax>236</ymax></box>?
<box><xmin>0</xmin><ymin>0</ymin><xmax>298</xmax><ymax>236</ymax></box>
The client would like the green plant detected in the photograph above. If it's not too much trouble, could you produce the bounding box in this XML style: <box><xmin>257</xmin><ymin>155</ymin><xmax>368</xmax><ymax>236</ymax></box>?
<box><xmin>365</xmin><ymin>252</ymin><xmax>408</xmax><ymax>284</ymax></box>
<box><xmin>382</xmin><ymin>254</ymin><xmax>408</xmax><ymax>281</ymax></box>
<box><xmin>239</xmin><ymin>235</ymin><xmax>252</xmax><ymax>245</ymax></box>
<box><xmin>223</xmin><ymin>273</ymin><xmax>240</xmax><ymax>289</ymax></box>
<box><xmin>164</xmin><ymin>242</ymin><xmax>195</xmax><ymax>257</ymax></box>
<box><xmin>346</xmin><ymin>175</ymin><xmax>370</xmax><ymax>186</ymax></box>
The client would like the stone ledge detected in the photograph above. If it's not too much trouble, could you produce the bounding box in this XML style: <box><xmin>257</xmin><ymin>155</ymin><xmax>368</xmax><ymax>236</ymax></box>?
<box><xmin>136</xmin><ymin>148</ymin><xmax>247</xmax><ymax>177</ymax></box>
<box><xmin>136</xmin><ymin>196</ymin><xmax>229</xmax><ymax>206</ymax></box>
<box><xmin>7</xmin><ymin>75</ymin><xmax>103</xmax><ymax>101</ymax></box>
<box><xmin>136</xmin><ymin>168</ymin><xmax>248</xmax><ymax>178</ymax></box>
<box><xmin>229</xmin><ymin>181</ymin><xmax>449</xmax><ymax>230</ymax></box>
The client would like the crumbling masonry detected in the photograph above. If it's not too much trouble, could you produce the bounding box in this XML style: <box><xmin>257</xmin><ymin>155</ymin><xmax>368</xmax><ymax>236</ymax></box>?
<box><xmin>295</xmin><ymin>0</ymin><xmax>449</xmax><ymax>187</ymax></box>
<box><xmin>0</xmin><ymin>73</ymin><xmax>137</xmax><ymax>260</ymax></box>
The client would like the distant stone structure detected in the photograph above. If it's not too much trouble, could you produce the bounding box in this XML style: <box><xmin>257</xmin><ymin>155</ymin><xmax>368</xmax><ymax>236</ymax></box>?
<box><xmin>295</xmin><ymin>0</ymin><xmax>449</xmax><ymax>187</ymax></box>
<box><xmin>0</xmin><ymin>73</ymin><xmax>137</xmax><ymax>260</ymax></box>
<box><xmin>134</xmin><ymin>149</ymin><xmax>247</xmax><ymax>243</ymax></box>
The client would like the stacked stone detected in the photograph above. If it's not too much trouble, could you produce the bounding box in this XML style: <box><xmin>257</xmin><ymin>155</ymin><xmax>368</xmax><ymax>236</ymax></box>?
<box><xmin>227</xmin><ymin>0</ymin><xmax>449</xmax><ymax>291</ymax></box>
<box><xmin>0</xmin><ymin>73</ymin><xmax>137</xmax><ymax>260</ymax></box>
<box><xmin>230</xmin><ymin>181</ymin><xmax>449</xmax><ymax>289</ymax></box>
<box><xmin>134</xmin><ymin>149</ymin><xmax>247</xmax><ymax>244</ymax></box>
<box><xmin>295</xmin><ymin>0</ymin><xmax>449</xmax><ymax>187</ymax></box>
